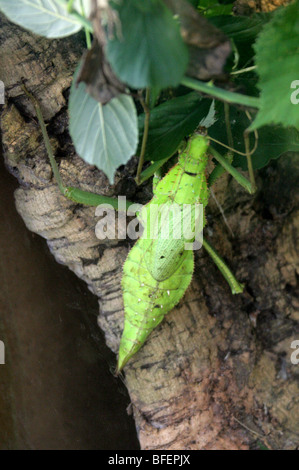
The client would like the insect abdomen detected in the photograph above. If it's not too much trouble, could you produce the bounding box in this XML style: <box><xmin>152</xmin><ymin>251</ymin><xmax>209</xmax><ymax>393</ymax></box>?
<box><xmin>119</xmin><ymin>238</ymin><xmax>194</xmax><ymax>371</ymax></box>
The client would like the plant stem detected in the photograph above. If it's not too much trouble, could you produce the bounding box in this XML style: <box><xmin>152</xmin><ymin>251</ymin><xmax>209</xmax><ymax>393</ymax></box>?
<box><xmin>231</xmin><ymin>65</ymin><xmax>257</xmax><ymax>75</ymax></box>
<box><xmin>243</xmin><ymin>111</ymin><xmax>257</xmax><ymax>193</ymax></box>
<box><xmin>80</xmin><ymin>0</ymin><xmax>92</xmax><ymax>49</ymax></box>
<box><xmin>181</xmin><ymin>76</ymin><xmax>260</xmax><ymax>109</ymax></box>
<box><xmin>136</xmin><ymin>88</ymin><xmax>151</xmax><ymax>184</ymax></box>
<box><xmin>85</xmin><ymin>28</ymin><xmax>92</xmax><ymax>49</ymax></box>
<box><xmin>244</xmin><ymin>130</ymin><xmax>257</xmax><ymax>193</ymax></box>
<box><xmin>224</xmin><ymin>102</ymin><xmax>234</xmax><ymax>151</ymax></box>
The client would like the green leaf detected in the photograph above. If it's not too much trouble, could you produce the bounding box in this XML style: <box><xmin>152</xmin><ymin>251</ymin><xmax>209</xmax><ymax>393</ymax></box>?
<box><xmin>0</xmin><ymin>0</ymin><xmax>84</xmax><ymax>38</ymax></box>
<box><xmin>198</xmin><ymin>0</ymin><xmax>233</xmax><ymax>17</ymax></box>
<box><xmin>73</xmin><ymin>0</ymin><xmax>92</xmax><ymax>17</ymax></box>
<box><xmin>210</xmin><ymin>13</ymin><xmax>273</xmax><ymax>67</ymax></box>
<box><xmin>69</xmin><ymin>78</ymin><xmax>138</xmax><ymax>184</ymax></box>
<box><xmin>106</xmin><ymin>0</ymin><xmax>189</xmax><ymax>89</ymax></box>
<box><xmin>139</xmin><ymin>92</ymin><xmax>213</xmax><ymax>162</ymax></box>
<box><xmin>208</xmin><ymin>103</ymin><xmax>299</xmax><ymax>170</ymax></box>
<box><xmin>234</xmin><ymin>126</ymin><xmax>299</xmax><ymax>170</ymax></box>
<box><xmin>251</xmin><ymin>1</ymin><xmax>299</xmax><ymax>130</ymax></box>
<box><xmin>210</xmin><ymin>13</ymin><xmax>272</xmax><ymax>43</ymax></box>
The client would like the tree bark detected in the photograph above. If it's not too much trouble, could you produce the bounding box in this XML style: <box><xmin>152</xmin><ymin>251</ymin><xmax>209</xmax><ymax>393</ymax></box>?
<box><xmin>0</xmin><ymin>12</ymin><xmax>298</xmax><ymax>450</ymax></box>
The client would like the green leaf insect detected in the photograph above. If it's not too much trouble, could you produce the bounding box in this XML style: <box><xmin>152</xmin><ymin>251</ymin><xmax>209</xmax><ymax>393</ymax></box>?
<box><xmin>118</xmin><ymin>134</ymin><xmax>210</xmax><ymax>371</ymax></box>
<box><xmin>21</xmin><ymin>87</ymin><xmax>245</xmax><ymax>374</ymax></box>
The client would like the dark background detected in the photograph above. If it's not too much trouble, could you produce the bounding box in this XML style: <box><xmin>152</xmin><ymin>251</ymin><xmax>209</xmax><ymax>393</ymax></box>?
<box><xmin>0</xmin><ymin>144</ymin><xmax>139</xmax><ymax>450</ymax></box>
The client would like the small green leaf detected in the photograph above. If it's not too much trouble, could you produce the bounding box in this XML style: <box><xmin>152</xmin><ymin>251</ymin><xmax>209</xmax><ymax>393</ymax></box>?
<box><xmin>0</xmin><ymin>0</ymin><xmax>84</xmax><ymax>38</ymax></box>
<box><xmin>69</xmin><ymin>77</ymin><xmax>138</xmax><ymax>184</ymax></box>
<box><xmin>198</xmin><ymin>0</ymin><xmax>233</xmax><ymax>17</ymax></box>
<box><xmin>139</xmin><ymin>92</ymin><xmax>213</xmax><ymax>162</ymax></box>
<box><xmin>208</xmin><ymin>103</ymin><xmax>299</xmax><ymax>170</ymax></box>
<box><xmin>106</xmin><ymin>0</ymin><xmax>189</xmax><ymax>89</ymax></box>
<box><xmin>251</xmin><ymin>1</ymin><xmax>299</xmax><ymax>130</ymax></box>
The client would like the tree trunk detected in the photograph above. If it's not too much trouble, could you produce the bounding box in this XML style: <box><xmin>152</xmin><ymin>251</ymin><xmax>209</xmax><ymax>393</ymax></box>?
<box><xmin>0</xmin><ymin>12</ymin><xmax>298</xmax><ymax>450</ymax></box>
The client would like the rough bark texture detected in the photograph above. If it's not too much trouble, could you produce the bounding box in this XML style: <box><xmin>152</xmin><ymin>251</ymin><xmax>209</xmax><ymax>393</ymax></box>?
<box><xmin>1</xmin><ymin>8</ymin><xmax>298</xmax><ymax>450</ymax></box>
<box><xmin>234</xmin><ymin>0</ymin><xmax>290</xmax><ymax>14</ymax></box>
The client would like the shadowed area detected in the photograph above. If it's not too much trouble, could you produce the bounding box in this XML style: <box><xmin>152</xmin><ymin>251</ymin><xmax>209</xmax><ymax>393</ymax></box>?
<box><xmin>0</xmin><ymin>151</ymin><xmax>138</xmax><ymax>450</ymax></box>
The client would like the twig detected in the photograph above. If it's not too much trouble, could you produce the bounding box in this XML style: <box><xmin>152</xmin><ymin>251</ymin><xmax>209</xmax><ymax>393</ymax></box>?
<box><xmin>181</xmin><ymin>76</ymin><xmax>260</xmax><ymax>109</ymax></box>
<box><xmin>136</xmin><ymin>88</ymin><xmax>151</xmax><ymax>185</ymax></box>
<box><xmin>244</xmin><ymin>110</ymin><xmax>257</xmax><ymax>193</ymax></box>
<box><xmin>224</xmin><ymin>102</ymin><xmax>234</xmax><ymax>152</ymax></box>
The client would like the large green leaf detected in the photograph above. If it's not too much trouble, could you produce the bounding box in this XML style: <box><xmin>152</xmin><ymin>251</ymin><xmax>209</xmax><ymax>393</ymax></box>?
<box><xmin>106</xmin><ymin>0</ymin><xmax>188</xmax><ymax>89</ymax></box>
<box><xmin>139</xmin><ymin>92</ymin><xmax>213</xmax><ymax>162</ymax></box>
<box><xmin>69</xmin><ymin>79</ymin><xmax>138</xmax><ymax>184</ymax></box>
<box><xmin>210</xmin><ymin>13</ymin><xmax>273</xmax><ymax>68</ymax></box>
<box><xmin>0</xmin><ymin>0</ymin><xmax>84</xmax><ymax>38</ymax></box>
<box><xmin>251</xmin><ymin>1</ymin><xmax>299</xmax><ymax>130</ymax></box>
<box><xmin>208</xmin><ymin>103</ymin><xmax>299</xmax><ymax>170</ymax></box>
<box><xmin>210</xmin><ymin>13</ymin><xmax>272</xmax><ymax>43</ymax></box>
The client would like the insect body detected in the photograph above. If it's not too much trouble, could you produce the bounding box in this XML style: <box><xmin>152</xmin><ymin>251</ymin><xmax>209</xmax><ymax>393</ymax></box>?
<box><xmin>118</xmin><ymin>134</ymin><xmax>209</xmax><ymax>371</ymax></box>
<box><xmin>22</xmin><ymin>87</ymin><xmax>247</xmax><ymax>375</ymax></box>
